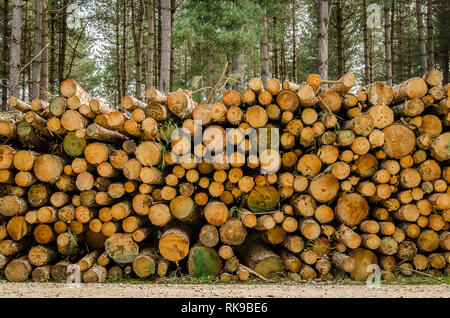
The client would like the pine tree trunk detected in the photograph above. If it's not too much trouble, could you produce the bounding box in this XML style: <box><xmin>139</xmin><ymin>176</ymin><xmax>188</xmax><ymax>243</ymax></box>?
<box><xmin>1</xmin><ymin>0</ymin><xmax>9</xmax><ymax>108</ymax></box>
<box><xmin>131</xmin><ymin>0</ymin><xmax>145</xmax><ymax>99</ymax></box>
<box><xmin>260</xmin><ymin>5</ymin><xmax>268</xmax><ymax>87</ymax></box>
<box><xmin>48</xmin><ymin>0</ymin><xmax>55</xmax><ymax>94</ymax></box>
<box><xmin>156</xmin><ymin>1</ymin><xmax>160</xmax><ymax>88</ymax></box>
<box><xmin>159</xmin><ymin>0</ymin><xmax>171</xmax><ymax>93</ymax></box>
<box><xmin>384</xmin><ymin>3</ymin><xmax>393</xmax><ymax>86</ymax></box>
<box><xmin>9</xmin><ymin>0</ymin><xmax>22</xmax><ymax>98</ymax></box>
<box><xmin>146</xmin><ymin>0</ymin><xmax>154</xmax><ymax>89</ymax></box>
<box><xmin>41</xmin><ymin>0</ymin><xmax>49</xmax><ymax>101</ymax></box>
<box><xmin>231</xmin><ymin>53</ymin><xmax>245</xmax><ymax>91</ymax></box>
<box><xmin>273</xmin><ymin>17</ymin><xmax>279</xmax><ymax>79</ymax></box>
<box><xmin>416</xmin><ymin>0</ymin><xmax>428</xmax><ymax>75</ymax></box>
<box><xmin>169</xmin><ymin>0</ymin><xmax>175</xmax><ymax>88</ymax></box>
<box><xmin>292</xmin><ymin>0</ymin><xmax>297</xmax><ymax>82</ymax></box>
<box><xmin>58</xmin><ymin>0</ymin><xmax>68</xmax><ymax>86</ymax></box>
<box><xmin>390</xmin><ymin>0</ymin><xmax>395</xmax><ymax>82</ymax></box>
<box><xmin>318</xmin><ymin>0</ymin><xmax>328</xmax><ymax>83</ymax></box>
<box><xmin>363</xmin><ymin>0</ymin><xmax>369</xmax><ymax>85</ymax></box>
<box><xmin>336</xmin><ymin>0</ymin><xmax>344</xmax><ymax>76</ymax></box>
<box><xmin>426</xmin><ymin>0</ymin><xmax>434</xmax><ymax>70</ymax></box>
<box><xmin>115</xmin><ymin>0</ymin><xmax>122</xmax><ymax>102</ymax></box>
<box><xmin>398</xmin><ymin>1</ymin><xmax>404</xmax><ymax>82</ymax></box>
<box><xmin>122</xmin><ymin>0</ymin><xmax>128</xmax><ymax>96</ymax></box>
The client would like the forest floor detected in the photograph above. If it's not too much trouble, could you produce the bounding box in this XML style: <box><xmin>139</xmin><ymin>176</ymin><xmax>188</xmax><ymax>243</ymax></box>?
<box><xmin>0</xmin><ymin>276</ymin><xmax>449</xmax><ymax>298</ymax></box>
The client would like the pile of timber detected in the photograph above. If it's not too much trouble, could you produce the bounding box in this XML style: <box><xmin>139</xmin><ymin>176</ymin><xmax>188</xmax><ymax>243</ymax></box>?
<box><xmin>0</xmin><ymin>69</ymin><xmax>449</xmax><ymax>283</ymax></box>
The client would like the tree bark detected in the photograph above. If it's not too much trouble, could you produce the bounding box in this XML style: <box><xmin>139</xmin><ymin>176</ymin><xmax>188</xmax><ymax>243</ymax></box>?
<box><xmin>131</xmin><ymin>0</ymin><xmax>145</xmax><ymax>99</ymax></box>
<box><xmin>9</xmin><ymin>0</ymin><xmax>22</xmax><ymax>98</ymax></box>
<box><xmin>115</xmin><ymin>0</ymin><xmax>122</xmax><ymax>102</ymax></box>
<box><xmin>22</xmin><ymin>0</ymin><xmax>28</xmax><ymax>101</ymax></box>
<box><xmin>363</xmin><ymin>0</ymin><xmax>369</xmax><ymax>85</ymax></box>
<box><xmin>146</xmin><ymin>0</ymin><xmax>154</xmax><ymax>89</ymax></box>
<box><xmin>260</xmin><ymin>4</ymin><xmax>268</xmax><ymax>87</ymax></box>
<box><xmin>159</xmin><ymin>0</ymin><xmax>171</xmax><ymax>93</ymax></box>
<box><xmin>336</xmin><ymin>0</ymin><xmax>344</xmax><ymax>76</ymax></box>
<box><xmin>41</xmin><ymin>0</ymin><xmax>48</xmax><ymax>101</ymax></box>
<box><xmin>416</xmin><ymin>0</ymin><xmax>428</xmax><ymax>75</ymax></box>
<box><xmin>58</xmin><ymin>0</ymin><xmax>68</xmax><ymax>85</ymax></box>
<box><xmin>1</xmin><ymin>0</ymin><xmax>9</xmax><ymax>108</ymax></box>
<box><xmin>384</xmin><ymin>2</ymin><xmax>393</xmax><ymax>86</ymax></box>
<box><xmin>292</xmin><ymin>0</ymin><xmax>297</xmax><ymax>82</ymax></box>
<box><xmin>273</xmin><ymin>17</ymin><xmax>279</xmax><ymax>79</ymax></box>
<box><xmin>122</xmin><ymin>0</ymin><xmax>128</xmax><ymax>96</ymax></box>
<box><xmin>426</xmin><ymin>0</ymin><xmax>434</xmax><ymax>70</ymax></box>
<box><xmin>49</xmin><ymin>0</ymin><xmax>55</xmax><ymax>94</ymax></box>
<box><xmin>318</xmin><ymin>0</ymin><xmax>328</xmax><ymax>83</ymax></box>
<box><xmin>169</xmin><ymin>0</ymin><xmax>175</xmax><ymax>88</ymax></box>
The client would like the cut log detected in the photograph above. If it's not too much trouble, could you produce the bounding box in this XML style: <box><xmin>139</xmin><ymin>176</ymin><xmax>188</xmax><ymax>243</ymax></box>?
<box><xmin>188</xmin><ymin>244</ymin><xmax>222</xmax><ymax>278</ymax></box>
<box><xmin>121</xmin><ymin>96</ymin><xmax>147</xmax><ymax>111</ymax></box>
<box><xmin>383</xmin><ymin>124</ymin><xmax>416</xmax><ymax>159</ymax></box>
<box><xmin>4</xmin><ymin>257</ymin><xmax>32</xmax><ymax>282</ymax></box>
<box><xmin>33</xmin><ymin>154</ymin><xmax>65</xmax><ymax>183</ymax></box>
<box><xmin>132</xmin><ymin>248</ymin><xmax>157</xmax><ymax>278</ymax></box>
<box><xmin>392</xmin><ymin>77</ymin><xmax>428</xmax><ymax>103</ymax></box>
<box><xmin>220</xmin><ymin>218</ymin><xmax>247</xmax><ymax>245</ymax></box>
<box><xmin>235</xmin><ymin>235</ymin><xmax>285</xmax><ymax>278</ymax></box>
<box><xmin>366</xmin><ymin>82</ymin><xmax>393</xmax><ymax>105</ymax></box>
<box><xmin>167</xmin><ymin>89</ymin><xmax>195</xmax><ymax>118</ymax></box>
<box><xmin>309</xmin><ymin>174</ymin><xmax>339</xmax><ymax>203</ymax></box>
<box><xmin>158</xmin><ymin>222</ymin><xmax>190</xmax><ymax>262</ymax></box>
<box><xmin>32</xmin><ymin>265</ymin><xmax>51</xmax><ymax>282</ymax></box>
<box><xmin>105</xmin><ymin>233</ymin><xmax>139</xmax><ymax>264</ymax></box>
<box><xmin>335</xmin><ymin>193</ymin><xmax>369</xmax><ymax>227</ymax></box>
<box><xmin>350</xmin><ymin>249</ymin><xmax>378</xmax><ymax>280</ymax></box>
<box><xmin>8</xmin><ymin>96</ymin><xmax>32</xmax><ymax>112</ymax></box>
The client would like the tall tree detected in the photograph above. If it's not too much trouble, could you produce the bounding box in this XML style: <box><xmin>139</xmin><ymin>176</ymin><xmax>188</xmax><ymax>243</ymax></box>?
<box><xmin>259</xmin><ymin>4</ymin><xmax>268</xmax><ymax>87</ymax></box>
<box><xmin>41</xmin><ymin>0</ymin><xmax>49</xmax><ymax>100</ymax></box>
<box><xmin>273</xmin><ymin>16</ymin><xmax>279</xmax><ymax>79</ymax></box>
<box><xmin>1</xmin><ymin>0</ymin><xmax>9</xmax><ymax>107</ymax></box>
<box><xmin>115</xmin><ymin>0</ymin><xmax>122</xmax><ymax>101</ymax></box>
<box><xmin>49</xmin><ymin>0</ymin><xmax>55</xmax><ymax>94</ymax></box>
<box><xmin>397</xmin><ymin>0</ymin><xmax>404</xmax><ymax>82</ymax></box>
<box><xmin>362</xmin><ymin>0</ymin><xmax>369</xmax><ymax>85</ymax></box>
<box><xmin>318</xmin><ymin>0</ymin><xmax>328</xmax><ymax>82</ymax></box>
<box><xmin>416</xmin><ymin>0</ymin><xmax>427</xmax><ymax>75</ymax></box>
<box><xmin>291</xmin><ymin>0</ymin><xmax>296</xmax><ymax>82</ymax></box>
<box><xmin>384</xmin><ymin>2</ymin><xmax>393</xmax><ymax>86</ymax></box>
<box><xmin>335</xmin><ymin>0</ymin><xmax>344</xmax><ymax>76</ymax></box>
<box><xmin>146</xmin><ymin>0</ymin><xmax>154</xmax><ymax>89</ymax></box>
<box><xmin>435</xmin><ymin>0</ymin><xmax>449</xmax><ymax>83</ymax></box>
<box><xmin>31</xmin><ymin>0</ymin><xmax>43</xmax><ymax>99</ymax></box>
<box><xmin>170</xmin><ymin>0</ymin><xmax>175</xmax><ymax>88</ymax></box>
<box><xmin>390</xmin><ymin>0</ymin><xmax>395</xmax><ymax>83</ymax></box>
<box><xmin>9</xmin><ymin>0</ymin><xmax>22</xmax><ymax>98</ymax></box>
<box><xmin>159</xmin><ymin>0</ymin><xmax>171</xmax><ymax>93</ymax></box>
<box><xmin>426</xmin><ymin>0</ymin><xmax>434</xmax><ymax>71</ymax></box>
<box><xmin>122</xmin><ymin>0</ymin><xmax>128</xmax><ymax>97</ymax></box>
<box><xmin>58</xmin><ymin>0</ymin><xmax>68</xmax><ymax>85</ymax></box>
<box><xmin>131</xmin><ymin>0</ymin><xmax>145</xmax><ymax>99</ymax></box>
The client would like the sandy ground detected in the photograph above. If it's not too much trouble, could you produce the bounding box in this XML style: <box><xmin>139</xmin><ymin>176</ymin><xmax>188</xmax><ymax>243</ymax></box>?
<box><xmin>0</xmin><ymin>281</ymin><xmax>448</xmax><ymax>298</ymax></box>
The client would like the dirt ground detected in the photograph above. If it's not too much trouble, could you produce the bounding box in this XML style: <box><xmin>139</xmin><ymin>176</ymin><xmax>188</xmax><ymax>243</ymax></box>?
<box><xmin>0</xmin><ymin>281</ymin><xmax>448</xmax><ymax>298</ymax></box>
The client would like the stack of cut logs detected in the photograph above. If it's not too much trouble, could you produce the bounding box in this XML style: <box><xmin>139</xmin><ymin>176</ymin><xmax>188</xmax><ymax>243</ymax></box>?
<box><xmin>0</xmin><ymin>69</ymin><xmax>449</xmax><ymax>283</ymax></box>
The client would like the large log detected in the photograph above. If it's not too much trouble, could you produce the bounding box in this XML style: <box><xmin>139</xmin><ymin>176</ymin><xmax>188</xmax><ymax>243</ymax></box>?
<box><xmin>235</xmin><ymin>234</ymin><xmax>285</xmax><ymax>278</ymax></box>
<box><xmin>187</xmin><ymin>244</ymin><xmax>222</xmax><ymax>278</ymax></box>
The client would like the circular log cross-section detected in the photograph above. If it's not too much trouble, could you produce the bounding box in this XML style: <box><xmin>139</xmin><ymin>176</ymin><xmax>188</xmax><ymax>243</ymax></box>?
<box><xmin>383</xmin><ymin>124</ymin><xmax>416</xmax><ymax>159</ymax></box>
<box><xmin>335</xmin><ymin>193</ymin><xmax>369</xmax><ymax>227</ymax></box>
